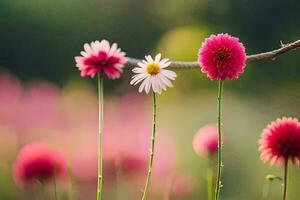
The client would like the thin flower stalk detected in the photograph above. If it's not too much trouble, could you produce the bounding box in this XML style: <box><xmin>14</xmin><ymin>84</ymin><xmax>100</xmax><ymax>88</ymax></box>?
<box><xmin>97</xmin><ymin>74</ymin><xmax>104</xmax><ymax>200</ymax></box>
<box><xmin>130</xmin><ymin>53</ymin><xmax>176</xmax><ymax>199</ymax></box>
<box><xmin>283</xmin><ymin>160</ymin><xmax>288</xmax><ymax>200</ymax></box>
<box><xmin>142</xmin><ymin>92</ymin><xmax>157</xmax><ymax>200</ymax></box>
<box><xmin>215</xmin><ymin>80</ymin><xmax>224</xmax><ymax>200</ymax></box>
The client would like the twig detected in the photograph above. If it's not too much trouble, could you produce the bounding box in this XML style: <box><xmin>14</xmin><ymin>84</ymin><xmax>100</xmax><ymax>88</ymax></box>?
<box><xmin>125</xmin><ymin>39</ymin><xmax>300</xmax><ymax>68</ymax></box>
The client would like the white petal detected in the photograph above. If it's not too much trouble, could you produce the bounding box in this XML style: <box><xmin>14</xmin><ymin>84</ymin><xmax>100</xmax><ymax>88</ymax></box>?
<box><xmin>161</xmin><ymin>69</ymin><xmax>177</xmax><ymax>80</ymax></box>
<box><xmin>161</xmin><ymin>61</ymin><xmax>171</xmax><ymax>68</ymax></box>
<box><xmin>151</xmin><ymin>76</ymin><xmax>158</xmax><ymax>93</ymax></box>
<box><xmin>137</xmin><ymin>62</ymin><xmax>147</xmax><ymax>68</ymax></box>
<box><xmin>154</xmin><ymin>53</ymin><xmax>161</xmax><ymax>63</ymax></box>
<box><xmin>145</xmin><ymin>76</ymin><xmax>152</xmax><ymax>94</ymax></box>
<box><xmin>159</xmin><ymin>73</ymin><xmax>173</xmax><ymax>88</ymax></box>
<box><xmin>145</xmin><ymin>55</ymin><xmax>153</xmax><ymax>63</ymax></box>
<box><xmin>159</xmin><ymin>58</ymin><xmax>169</xmax><ymax>65</ymax></box>
<box><xmin>132</xmin><ymin>67</ymin><xmax>146</xmax><ymax>73</ymax></box>
<box><xmin>155</xmin><ymin>75</ymin><xmax>164</xmax><ymax>91</ymax></box>
<box><xmin>138</xmin><ymin>77</ymin><xmax>148</xmax><ymax>93</ymax></box>
<box><xmin>153</xmin><ymin>75</ymin><xmax>162</xmax><ymax>94</ymax></box>
<box><xmin>130</xmin><ymin>73</ymin><xmax>148</xmax><ymax>85</ymax></box>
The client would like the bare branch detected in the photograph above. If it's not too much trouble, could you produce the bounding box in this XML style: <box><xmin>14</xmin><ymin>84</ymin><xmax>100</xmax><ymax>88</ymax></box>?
<box><xmin>246</xmin><ymin>39</ymin><xmax>300</xmax><ymax>62</ymax></box>
<box><xmin>125</xmin><ymin>39</ymin><xmax>300</xmax><ymax>69</ymax></box>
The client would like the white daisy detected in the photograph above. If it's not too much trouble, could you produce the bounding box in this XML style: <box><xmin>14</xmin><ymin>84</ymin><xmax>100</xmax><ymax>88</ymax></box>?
<box><xmin>130</xmin><ymin>53</ymin><xmax>177</xmax><ymax>94</ymax></box>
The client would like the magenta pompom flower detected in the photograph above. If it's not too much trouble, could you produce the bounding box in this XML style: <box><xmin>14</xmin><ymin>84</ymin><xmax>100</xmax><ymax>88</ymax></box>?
<box><xmin>75</xmin><ymin>40</ymin><xmax>127</xmax><ymax>79</ymax></box>
<box><xmin>198</xmin><ymin>33</ymin><xmax>246</xmax><ymax>80</ymax></box>
<box><xmin>197</xmin><ymin>33</ymin><xmax>245</xmax><ymax>200</ymax></box>
<box><xmin>13</xmin><ymin>143</ymin><xmax>67</xmax><ymax>188</ymax></box>
<box><xmin>193</xmin><ymin>124</ymin><xmax>225</xmax><ymax>157</ymax></box>
<box><xmin>259</xmin><ymin>117</ymin><xmax>300</xmax><ymax>166</ymax></box>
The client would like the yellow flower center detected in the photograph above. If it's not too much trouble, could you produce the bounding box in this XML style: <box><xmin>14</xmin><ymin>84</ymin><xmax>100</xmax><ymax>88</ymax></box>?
<box><xmin>146</xmin><ymin>63</ymin><xmax>160</xmax><ymax>75</ymax></box>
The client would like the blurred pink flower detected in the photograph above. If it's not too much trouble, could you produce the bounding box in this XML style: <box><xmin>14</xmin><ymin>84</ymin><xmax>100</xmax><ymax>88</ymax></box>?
<box><xmin>259</xmin><ymin>117</ymin><xmax>300</xmax><ymax>166</ymax></box>
<box><xmin>0</xmin><ymin>73</ymin><xmax>176</xmax><ymax>195</ymax></box>
<box><xmin>15</xmin><ymin>82</ymin><xmax>65</xmax><ymax>135</ymax></box>
<box><xmin>193</xmin><ymin>124</ymin><xmax>225</xmax><ymax>157</ymax></box>
<box><xmin>115</xmin><ymin>153</ymin><xmax>147</xmax><ymax>176</ymax></box>
<box><xmin>12</xmin><ymin>142</ymin><xmax>67</xmax><ymax>188</ymax></box>
<box><xmin>75</xmin><ymin>40</ymin><xmax>127</xmax><ymax>79</ymax></box>
<box><xmin>0</xmin><ymin>73</ymin><xmax>22</xmax><ymax>126</ymax></box>
<box><xmin>171</xmin><ymin>176</ymin><xmax>193</xmax><ymax>196</ymax></box>
<box><xmin>198</xmin><ymin>33</ymin><xmax>246</xmax><ymax>80</ymax></box>
<box><xmin>71</xmin><ymin>94</ymin><xmax>176</xmax><ymax>186</ymax></box>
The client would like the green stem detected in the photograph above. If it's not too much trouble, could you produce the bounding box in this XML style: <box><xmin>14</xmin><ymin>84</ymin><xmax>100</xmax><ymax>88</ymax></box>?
<box><xmin>142</xmin><ymin>92</ymin><xmax>157</xmax><ymax>200</ymax></box>
<box><xmin>97</xmin><ymin>74</ymin><xmax>104</xmax><ymax>200</ymax></box>
<box><xmin>207</xmin><ymin>158</ymin><xmax>214</xmax><ymax>200</ymax></box>
<box><xmin>214</xmin><ymin>80</ymin><xmax>224</xmax><ymax>200</ymax></box>
<box><xmin>283</xmin><ymin>160</ymin><xmax>289</xmax><ymax>200</ymax></box>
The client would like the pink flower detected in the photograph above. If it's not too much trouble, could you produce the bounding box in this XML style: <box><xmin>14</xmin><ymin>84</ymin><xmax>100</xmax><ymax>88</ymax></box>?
<box><xmin>70</xmin><ymin>93</ymin><xmax>176</xmax><ymax>184</ymax></box>
<box><xmin>0</xmin><ymin>73</ymin><xmax>22</xmax><ymax>109</ymax></box>
<box><xmin>12</xmin><ymin>143</ymin><xmax>67</xmax><ymax>188</ymax></box>
<box><xmin>259</xmin><ymin>117</ymin><xmax>300</xmax><ymax>166</ymax></box>
<box><xmin>75</xmin><ymin>40</ymin><xmax>127</xmax><ymax>79</ymax></box>
<box><xmin>16</xmin><ymin>82</ymin><xmax>63</xmax><ymax>135</ymax></box>
<box><xmin>0</xmin><ymin>73</ymin><xmax>22</xmax><ymax>126</ymax></box>
<box><xmin>193</xmin><ymin>124</ymin><xmax>224</xmax><ymax>157</ymax></box>
<box><xmin>171</xmin><ymin>176</ymin><xmax>193</xmax><ymax>196</ymax></box>
<box><xmin>198</xmin><ymin>33</ymin><xmax>246</xmax><ymax>80</ymax></box>
<box><xmin>115</xmin><ymin>153</ymin><xmax>147</xmax><ymax>176</ymax></box>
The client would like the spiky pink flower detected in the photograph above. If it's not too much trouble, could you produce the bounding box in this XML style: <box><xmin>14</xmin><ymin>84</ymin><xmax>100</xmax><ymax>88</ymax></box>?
<box><xmin>198</xmin><ymin>33</ymin><xmax>246</xmax><ymax>80</ymax></box>
<box><xmin>193</xmin><ymin>124</ymin><xmax>224</xmax><ymax>156</ymax></box>
<box><xmin>75</xmin><ymin>40</ymin><xmax>127</xmax><ymax>79</ymax></box>
<box><xmin>13</xmin><ymin>143</ymin><xmax>67</xmax><ymax>188</ymax></box>
<box><xmin>259</xmin><ymin>117</ymin><xmax>300</xmax><ymax>166</ymax></box>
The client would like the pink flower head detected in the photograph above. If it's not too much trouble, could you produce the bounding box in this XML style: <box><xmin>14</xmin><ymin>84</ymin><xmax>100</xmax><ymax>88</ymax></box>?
<box><xmin>115</xmin><ymin>153</ymin><xmax>147</xmax><ymax>176</ymax></box>
<box><xmin>198</xmin><ymin>33</ymin><xmax>246</xmax><ymax>80</ymax></box>
<box><xmin>193</xmin><ymin>124</ymin><xmax>224</xmax><ymax>157</ymax></box>
<box><xmin>259</xmin><ymin>117</ymin><xmax>300</xmax><ymax>166</ymax></box>
<box><xmin>171</xmin><ymin>176</ymin><xmax>193</xmax><ymax>196</ymax></box>
<box><xmin>13</xmin><ymin>143</ymin><xmax>67</xmax><ymax>188</ymax></box>
<box><xmin>75</xmin><ymin>40</ymin><xmax>127</xmax><ymax>79</ymax></box>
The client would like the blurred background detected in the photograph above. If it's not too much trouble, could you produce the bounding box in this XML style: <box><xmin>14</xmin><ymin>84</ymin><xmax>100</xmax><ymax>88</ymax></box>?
<box><xmin>0</xmin><ymin>0</ymin><xmax>300</xmax><ymax>199</ymax></box>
